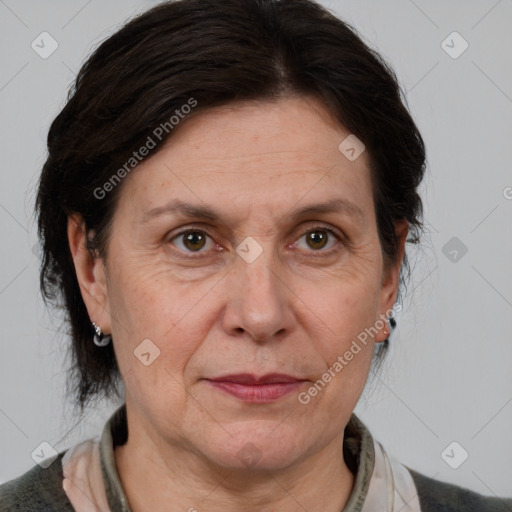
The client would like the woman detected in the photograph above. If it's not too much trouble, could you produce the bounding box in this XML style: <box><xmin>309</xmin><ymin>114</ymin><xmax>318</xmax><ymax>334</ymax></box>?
<box><xmin>1</xmin><ymin>0</ymin><xmax>510</xmax><ymax>510</ymax></box>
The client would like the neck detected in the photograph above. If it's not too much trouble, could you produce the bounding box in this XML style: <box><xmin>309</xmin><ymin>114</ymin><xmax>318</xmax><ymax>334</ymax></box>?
<box><xmin>114</xmin><ymin>416</ymin><xmax>355</xmax><ymax>512</ymax></box>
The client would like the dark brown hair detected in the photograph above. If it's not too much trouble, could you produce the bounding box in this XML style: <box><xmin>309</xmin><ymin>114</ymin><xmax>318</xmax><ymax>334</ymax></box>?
<box><xmin>36</xmin><ymin>0</ymin><xmax>426</xmax><ymax>412</ymax></box>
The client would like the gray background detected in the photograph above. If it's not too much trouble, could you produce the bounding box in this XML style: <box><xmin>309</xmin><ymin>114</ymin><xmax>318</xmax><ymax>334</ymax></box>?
<box><xmin>0</xmin><ymin>0</ymin><xmax>511</xmax><ymax>499</ymax></box>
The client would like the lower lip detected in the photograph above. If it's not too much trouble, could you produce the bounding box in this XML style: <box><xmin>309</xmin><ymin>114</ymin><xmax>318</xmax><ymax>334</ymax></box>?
<box><xmin>206</xmin><ymin>380</ymin><xmax>304</xmax><ymax>402</ymax></box>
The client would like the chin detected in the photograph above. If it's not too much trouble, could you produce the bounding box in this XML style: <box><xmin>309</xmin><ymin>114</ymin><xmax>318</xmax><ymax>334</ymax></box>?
<box><xmin>198</xmin><ymin>423</ymin><xmax>308</xmax><ymax>472</ymax></box>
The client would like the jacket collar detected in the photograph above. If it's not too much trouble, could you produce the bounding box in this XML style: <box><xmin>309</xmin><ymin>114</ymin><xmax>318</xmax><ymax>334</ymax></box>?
<box><xmin>99</xmin><ymin>403</ymin><xmax>376</xmax><ymax>512</ymax></box>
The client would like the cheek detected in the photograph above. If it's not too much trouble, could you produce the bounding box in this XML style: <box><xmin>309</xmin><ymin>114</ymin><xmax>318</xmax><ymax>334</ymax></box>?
<box><xmin>106</xmin><ymin>271</ymin><xmax>210</xmax><ymax>415</ymax></box>
<box><xmin>295</xmin><ymin>266</ymin><xmax>381</xmax><ymax>352</ymax></box>
<box><xmin>290</xmin><ymin>267</ymin><xmax>381</xmax><ymax>413</ymax></box>
<box><xmin>296</xmin><ymin>281</ymin><xmax>377</xmax><ymax>417</ymax></box>
<box><xmin>106</xmin><ymin>258</ymin><xmax>219</xmax><ymax>373</ymax></box>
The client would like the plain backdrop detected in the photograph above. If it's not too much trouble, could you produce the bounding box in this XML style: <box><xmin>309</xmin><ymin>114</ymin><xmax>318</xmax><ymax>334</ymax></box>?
<box><xmin>0</xmin><ymin>0</ymin><xmax>511</xmax><ymax>499</ymax></box>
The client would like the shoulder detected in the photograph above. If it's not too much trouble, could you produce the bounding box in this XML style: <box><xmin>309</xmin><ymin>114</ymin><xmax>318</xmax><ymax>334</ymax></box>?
<box><xmin>0</xmin><ymin>452</ymin><xmax>74</xmax><ymax>511</ymax></box>
<box><xmin>408</xmin><ymin>467</ymin><xmax>512</xmax><ymax>512</ymax></box>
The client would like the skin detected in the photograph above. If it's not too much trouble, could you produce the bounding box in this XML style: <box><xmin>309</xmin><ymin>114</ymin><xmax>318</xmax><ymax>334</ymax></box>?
<box><xmin>68</xmin><ymin>95</ymin><xmax>408</xmax><ymax>511</ymax></box>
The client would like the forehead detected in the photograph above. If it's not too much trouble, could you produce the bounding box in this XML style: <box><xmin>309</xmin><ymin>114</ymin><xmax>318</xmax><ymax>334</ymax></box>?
<box><xmin>116</xmin><ymin>96</ymin><xmax>374</xmax><ymax>224</ymax></box>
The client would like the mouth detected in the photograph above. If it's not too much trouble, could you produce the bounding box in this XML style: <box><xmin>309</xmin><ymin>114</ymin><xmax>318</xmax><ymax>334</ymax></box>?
<box><xmin>204</xmin><ymin>373</ymin><xmax>307</xmax><ymax>403</ymax></box>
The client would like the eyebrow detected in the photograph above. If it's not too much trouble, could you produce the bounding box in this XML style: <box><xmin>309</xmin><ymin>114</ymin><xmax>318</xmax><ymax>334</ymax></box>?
<box><xmin>141</xmin><ymin>198</ymin><xmax>365</xmax><ymax>226</ymax></box>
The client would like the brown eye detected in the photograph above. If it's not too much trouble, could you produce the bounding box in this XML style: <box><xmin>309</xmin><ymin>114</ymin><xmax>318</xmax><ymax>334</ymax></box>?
<box><xmin>183</xmin><ymin>231</ymin><xmax>206</xmax><ymax>251</ymax></box>
<box><xmin>306</xmin><ymin>230</ymin><xmax>328</xmax><ymax>250</ymax></box>
<box><xmin>295</xmin><ymin>227</ymin><xmax>340</xmax><ymax>253</ymax></box>
<box><xmin>171</xmin><ymin>230</ymin><xmax>213</xmax><ymax>253</ymax></box>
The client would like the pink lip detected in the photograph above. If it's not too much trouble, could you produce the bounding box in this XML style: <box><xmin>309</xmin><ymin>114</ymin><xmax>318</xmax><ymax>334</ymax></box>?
<box><xmin>205</xmin><ymin>373</ymin><xmax>306</xmax><ymax>403</ymax></box>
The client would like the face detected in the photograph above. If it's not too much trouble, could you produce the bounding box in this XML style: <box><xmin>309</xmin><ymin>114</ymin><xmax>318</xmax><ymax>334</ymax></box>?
<box><xmin>71</xmin><ymin>96</ymin><xmax>406</xmax><ymax>472</ymax></box>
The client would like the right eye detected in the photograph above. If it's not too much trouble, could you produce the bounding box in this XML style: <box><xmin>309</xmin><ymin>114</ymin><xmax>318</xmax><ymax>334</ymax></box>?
<box><xmin>170</xmin><ymin>230</ymin><xmax>216</xmax><ymax>255</ymax></box>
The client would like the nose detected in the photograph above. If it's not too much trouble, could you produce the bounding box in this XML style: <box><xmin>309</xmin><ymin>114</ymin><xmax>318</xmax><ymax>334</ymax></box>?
<box><xmin>221</xmin><ymin>249</ymin><xmax>294</xmax><ymax>343</ymax></box>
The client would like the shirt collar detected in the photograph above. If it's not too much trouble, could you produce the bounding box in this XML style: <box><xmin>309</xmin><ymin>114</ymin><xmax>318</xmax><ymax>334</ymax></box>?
<box><xmin>99</xmin><ymin>403</ymin><xmax>375</xmax><ymax>512</ymax></box>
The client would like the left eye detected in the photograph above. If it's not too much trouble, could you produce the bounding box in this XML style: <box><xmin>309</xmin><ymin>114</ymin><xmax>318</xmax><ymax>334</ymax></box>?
<box><xmin>295</xmin><ymin>228</ymin><xmax>339</xmax><ymax>251</ymax></box>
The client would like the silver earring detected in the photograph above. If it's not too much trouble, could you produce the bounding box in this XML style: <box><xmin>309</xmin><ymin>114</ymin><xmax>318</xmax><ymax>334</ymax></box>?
<box><xmin>92</xmin><ymin>322</ymin><xmax>112</xmax><ymax>347</ymax></box>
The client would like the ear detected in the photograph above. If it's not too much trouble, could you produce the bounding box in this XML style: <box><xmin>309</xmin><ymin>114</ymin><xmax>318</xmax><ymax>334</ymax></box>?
<box><xmin>375</xmin><ymin>219</ymin><xmax>409</xmax><ymax>342</ymax></box>
<box><xmin>67</xmin><ymin>214</ymin><xmax>111</xmax><ymax>334</ymax></box>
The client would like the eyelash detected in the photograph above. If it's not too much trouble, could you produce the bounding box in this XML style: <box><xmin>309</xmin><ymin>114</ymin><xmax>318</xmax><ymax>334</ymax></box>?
<box><xmin>168</xmin><ymin>224</ymin><xmax>345</xmax><ymax>259</ymax></box>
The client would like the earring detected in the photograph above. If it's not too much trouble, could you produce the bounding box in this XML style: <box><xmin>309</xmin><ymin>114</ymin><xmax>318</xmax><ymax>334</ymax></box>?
<box><xmin>383</xmin><ymin>317</ymin><xmax>397</xmax><ymax>339</ymax></box>
<box><xmin>92</xmin><ymin>322</ymin><xmax>112</xmax><ymax>347</ymax></box>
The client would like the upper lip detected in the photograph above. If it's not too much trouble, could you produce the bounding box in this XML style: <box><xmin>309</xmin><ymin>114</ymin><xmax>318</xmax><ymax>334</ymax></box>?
<box><xmin>207</xmin><ymin>373</ymin><xmax>305</xmax><ymax>385</ymax></box>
